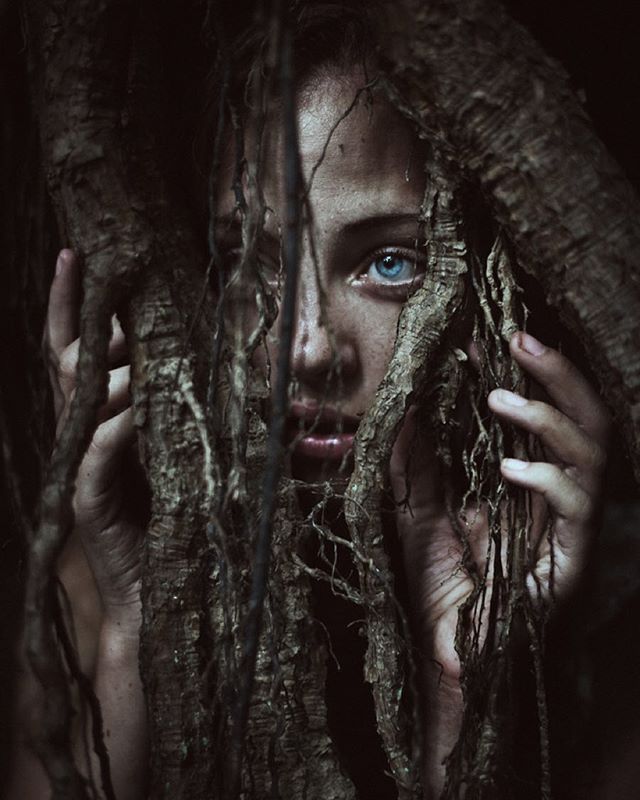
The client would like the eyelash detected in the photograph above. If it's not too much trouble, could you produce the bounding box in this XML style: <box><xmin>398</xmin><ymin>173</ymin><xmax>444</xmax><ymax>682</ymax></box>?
<box><xmin>353</xmin><ymin>248</ymin><xmax>426</xmax><ymax>299</ymax></box>
<box><xmin>219</xmin><ymin>246</ymin><xmax>426</xmax><ymax>300</ymax></box>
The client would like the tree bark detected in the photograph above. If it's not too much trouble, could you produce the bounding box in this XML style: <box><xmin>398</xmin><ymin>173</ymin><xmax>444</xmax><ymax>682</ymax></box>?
<box><xmin>386</xmin><ymin>0</ymin><xmax>640</xmax><ymax>481</ymax></box>
<box><xmin>22</xmin><ymin>0</ymin><xmax>640</xmax><ymax>798</ymax></box>
<box><xmin>24</xmin><ymin>0</ymin><xmax>148</xmax><ymax>795</ymax></box>
<box><xmin>26</xmin><ymin>0</ymin><xmax>357</xmax><ymax>796</ymax></box>
<box><xmin>25</xmin><ymin>0</ymin><xmax>212</xmax><ymax>795</ymax></box>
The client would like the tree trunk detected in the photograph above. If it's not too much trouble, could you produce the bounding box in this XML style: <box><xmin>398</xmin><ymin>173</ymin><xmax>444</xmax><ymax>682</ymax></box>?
<box><xmin>386</xmin><ymin>0</ymin><xmax>640</xmax><ymax>481</ymax></box>
<box><xmin>16</xmin><ymin>0</ymin><xmax>640</xmax><ymax>798</ymax></box>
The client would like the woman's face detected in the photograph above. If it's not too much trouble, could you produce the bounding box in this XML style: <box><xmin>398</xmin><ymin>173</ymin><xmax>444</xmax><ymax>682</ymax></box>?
<box><xmin>217</xmin><ymin>69</ymin><xmax>426</xmax><ymax>479</ymax></box>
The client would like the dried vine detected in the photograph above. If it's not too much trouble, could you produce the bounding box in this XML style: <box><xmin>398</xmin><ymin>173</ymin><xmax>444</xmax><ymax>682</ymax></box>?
<box><xmin>385</xmin><ymin>0</ymin><xmax>640</xmax><ymax>482</ymax></box>
<box><xmin>436</xmin><ymin>234</ymin><xmax>549</xmax><ymax>798</ymax></box>
<box><xmin>24</xmin><ymin>0</ymin><xmax>150</xmax><ymax>795</ymax></box>
<box><xmin>343</xmin><ymin>153</ymin><xmax>468</xmax><ymax>797</ymax></box>
<box><xmin>19</xmin><ymin>1</ymin><xmax>640</xmax><ymax>799</ymax></box>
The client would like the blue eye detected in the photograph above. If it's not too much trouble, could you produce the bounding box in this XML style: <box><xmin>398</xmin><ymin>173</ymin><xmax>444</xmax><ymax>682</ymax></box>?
<box><xmin>368</xmin><ymin>253</ymin><xmax>415</xmax><ymax>283</ymax></box>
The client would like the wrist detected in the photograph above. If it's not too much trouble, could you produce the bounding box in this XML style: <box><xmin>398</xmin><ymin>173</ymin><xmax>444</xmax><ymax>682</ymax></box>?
<box><xmin>100</xmin><ymin>606</ymin><xmax>141</xmax><ymax>661</ymax></box>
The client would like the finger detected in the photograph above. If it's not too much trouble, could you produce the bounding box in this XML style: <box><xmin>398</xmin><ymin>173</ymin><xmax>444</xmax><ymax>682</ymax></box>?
<box><xmin>44</xmin><ymin>250</ymin><xmax>80</xmax><ymax>359</ymax></box>
<box><xmin>509</xmin><ymin>332</ymin><xmax>611</xmax><ymax>446</ymax></box>
<box><xmin>53</xmin><ymin>339</ymin><xmax>81</xmax><ymax>425</ymax></box>
<box><xmin>108</xmin><ymin>315</ymin><xmax>129</xmax><ymax>365</ymax></box>
<box><xmin>500</xmin><ymin>458</ymin><xmax>594</xmax><ymax>524</ymax></box>
<box><xmin>488</xmin><ymin>389</ymin><xmax>606</xmax><ymax>492</ymax></box>
<box><xmin>57</xmin><ymin>324</ymin><xmax>129</xmax><ymax>406</ymax></box>
<box><xmin>97</xmin><ymin>366</ymin><xmax>131</xmax><ymax>423</ymax></box>
<box><xmin>76</xmin><ymin>408</ymin><xmax>136</xmax><ymax>503</ymax></box>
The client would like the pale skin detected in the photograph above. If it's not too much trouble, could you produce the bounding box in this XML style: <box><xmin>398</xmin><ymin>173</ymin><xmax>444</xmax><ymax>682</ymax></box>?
<box><xmin>9</xmin><ymin>70</ymin><xmax>611</xmax><ymax>798</ymax></box>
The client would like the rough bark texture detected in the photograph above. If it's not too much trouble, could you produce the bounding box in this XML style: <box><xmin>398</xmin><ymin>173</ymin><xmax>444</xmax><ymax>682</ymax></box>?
<box><xmin>24</xmin><ymin>0</ymin><xmax>150</xmax><ymax>795</ymax></box>
<box><xmin>20</xmin><ymin>0</ymin><xmax>640</xmax><ymax>798</ymax></box>
<box><xmin>386</xmin><ymin>0</ymin><xmax>640</xmax><ymax>481</ymax></box>
<box><xmin>343</xmin><ymin>157</ymin><xmax>468</xmax><ymax>798</ymax></box>
<box><xmin>26</xmin><ymin>0</ymin><xmax>357</xmax><ymax>796</ymax></box>
<box><xmin>25</xmin><ymin>0</ymin><xmax>213</xmax><ymax>795</ymax></box>
<box><xmin>131</xmin><ymin>270</ymin><xmax>214</xmax><ymax>798</ymax></box>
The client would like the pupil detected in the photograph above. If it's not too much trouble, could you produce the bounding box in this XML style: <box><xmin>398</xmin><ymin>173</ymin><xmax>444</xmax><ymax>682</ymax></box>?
<box><xmin>377</xmin><ymin>255</ymin><xmax>403</xmax><ymax>278</ymax></box>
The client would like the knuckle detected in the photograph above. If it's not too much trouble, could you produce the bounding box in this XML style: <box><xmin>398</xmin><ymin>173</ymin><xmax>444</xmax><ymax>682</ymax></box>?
<box><xmin>534</xmin><ymin>347</ymin><xmax>565</xmax><ymax>384</ymax></box>
<box><xmin>88</xmin><ymin>426</ymin><xmax>110</xmax><ymax>458</ymax></box>
<box><xmin>558</xmin><ymin>469</ymin><xmax>595</xmax><ymax>522</ymax></box>
<box><xmin>540</xmin><ymin>462</ymin><xmax>562</xmax><ymax>486</ymax></box>
<box><xmin>57</xmin><ymin>346</ymin><xmax>78</xmax><ymax>383</ymax></box>
<box><xmin>528</xmin><ymin>402</ymin><xmax>558</xmax><ymax>437</ymax></box>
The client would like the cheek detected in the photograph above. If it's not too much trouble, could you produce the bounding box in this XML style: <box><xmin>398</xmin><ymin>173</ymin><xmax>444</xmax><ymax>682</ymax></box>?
<box><xmin>353</xmin><ymin>303</ymin><xmax>402</xmax><ymax>395</ymax></box>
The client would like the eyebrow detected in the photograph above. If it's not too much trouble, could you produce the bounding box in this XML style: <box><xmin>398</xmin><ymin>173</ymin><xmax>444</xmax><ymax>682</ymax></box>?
<box><xmin>214</xmin><ymin>212</ymin><xmax>422</xmax><ymax>238</ymax></box>
<box><xmin>336</xmin><ymin>213</ymin><xmax>423</xmax><ymax>237</ymax></box>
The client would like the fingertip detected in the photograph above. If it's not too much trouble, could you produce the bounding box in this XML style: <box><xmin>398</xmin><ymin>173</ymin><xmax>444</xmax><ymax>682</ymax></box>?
<box><xmin>501</xmin><ymin>457</ymin><xmax>529</xmax><ymax>472</ymax></box>
<box><xmin>511</xmin><ymin>331</ymin><xmax>547</xmax><ymax>358</ymax></box>
<box><xmin>56</xmin><ymin>249</ymin><xmax>75</xmax><ymax>276</ymax></box>
<box><xmin>487</xmin><ymin>388</ymin><xmax>500</xmax><ymax>411</ymax></box>
<box><xmin>111</xmin><ymin>314</ymin><xmax>125</xmax><ymax>338</ymax></box>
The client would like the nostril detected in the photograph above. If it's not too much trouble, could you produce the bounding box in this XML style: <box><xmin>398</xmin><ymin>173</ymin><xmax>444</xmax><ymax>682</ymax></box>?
<box><xmin>289</xmin><ymin>305</ymin><xmax>359</xmax><ymax>393</ymax></box>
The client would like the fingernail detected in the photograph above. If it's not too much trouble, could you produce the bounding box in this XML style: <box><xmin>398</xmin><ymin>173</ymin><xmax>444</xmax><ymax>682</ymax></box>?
<box><xmin>56</xmin><ymin>249</ymin><xmax>73</xmax><ymax>276</ymax></box>
<box><xmin>518</xmin><ymin>332</ymin><xmax>546</xmax><ymax>357</ymax></box>
<box><xmin>502</xmin><ymin>457</ymin><xmax>528</xmax><ymax>471</ymax></box>
<box><xmin>497</xmin><ymin>389</ymin><xmax>527</xmax><ymax>407</ymax></box>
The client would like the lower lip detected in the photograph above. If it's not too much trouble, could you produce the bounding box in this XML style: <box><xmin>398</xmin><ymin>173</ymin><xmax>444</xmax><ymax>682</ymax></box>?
<box><xmin>292</xmin><ymin>432</ymin><xmax>355</xmax><ymax>460</ymax></box>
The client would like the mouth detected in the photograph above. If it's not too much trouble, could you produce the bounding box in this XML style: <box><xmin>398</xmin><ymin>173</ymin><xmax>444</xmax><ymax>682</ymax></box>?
<box><xmin>287</xmin><ymin>401</ymin><xmax>360</xmax><ymax>460</ymax></box>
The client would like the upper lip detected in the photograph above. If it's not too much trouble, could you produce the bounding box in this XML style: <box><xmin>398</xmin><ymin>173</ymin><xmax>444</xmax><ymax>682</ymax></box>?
<box><xmin>288</xmin><ymin>401</ymin><xmax>361</xmax><ymax>435</ymax></box>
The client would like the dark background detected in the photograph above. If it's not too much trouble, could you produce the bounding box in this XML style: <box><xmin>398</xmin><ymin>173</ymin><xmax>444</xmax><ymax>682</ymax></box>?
<box><xmin>1</xmin><ymin>0</ymin><xmax>639</xmax><ymax>795</ymax></box>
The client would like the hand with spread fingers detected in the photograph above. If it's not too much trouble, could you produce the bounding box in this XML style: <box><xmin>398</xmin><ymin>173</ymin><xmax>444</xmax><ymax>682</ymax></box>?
<box><xmin>391</xmin><ymin>330</ymin><xmax>611</xmax><ymax>794</ymax></box>
<box><xmin>43</xmin><ymin>249</ymin><xmax>143</xmax><ymax>621</ymax></box>
<box><xmin>488</xmin><ymin>332</ymin><xmax>610</xmax><ymax>593</ymax></box>
<box><xmin>10</xmin><ymin>249</ymin><xmax>147</xmax><ymax>800</ymax></box>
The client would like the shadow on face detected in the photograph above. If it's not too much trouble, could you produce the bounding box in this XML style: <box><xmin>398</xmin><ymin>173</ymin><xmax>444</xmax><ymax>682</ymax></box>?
<box><xmin>216</xmin><ymin>66</ymin><xmax>428</xmax><ymax>481</ymax></box>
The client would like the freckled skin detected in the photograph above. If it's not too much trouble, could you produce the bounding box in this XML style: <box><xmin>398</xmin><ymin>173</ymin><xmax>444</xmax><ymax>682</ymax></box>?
<box><xmin>216</xmin><ymin>70</ymin><xmax>426</xmax><ymax>447</ymax></box>
<box><xmin>17</xmin><ymin>65</ymin><xmax>611</xmax><ymax>800</ymax></box>
<box><xmin>217</xmin><ymin>68</ymin><xmax>611</xmax><ymax>795</ymax></box>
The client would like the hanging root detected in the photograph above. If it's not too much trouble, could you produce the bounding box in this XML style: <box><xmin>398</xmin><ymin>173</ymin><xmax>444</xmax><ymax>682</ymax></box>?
<box><xmin>343</xmin><ymin>154</ymin><xmax>469</xmax><ymax>799</ymax></box>
<box><xmin>438</xmin><ymin>232</ymin><xmax>552</xmax><ymax>799</ymax></box>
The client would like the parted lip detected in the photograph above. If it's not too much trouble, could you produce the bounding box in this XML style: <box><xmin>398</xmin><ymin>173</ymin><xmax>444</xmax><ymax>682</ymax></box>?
<box><xmin>288</xmin><ymin>401</ymin><xmax>361</xmax><ymax>434</ymax></box>
<box><xmin>287</xmin><ymin>401</ymin><xmax>360</xmax><ymax>460</ymax></box>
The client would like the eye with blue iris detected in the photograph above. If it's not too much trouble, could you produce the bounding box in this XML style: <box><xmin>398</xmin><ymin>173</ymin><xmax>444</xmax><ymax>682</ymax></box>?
<box><xmin>352</xmin><ymin>248</ymin><xmax>426</xmax><ymax>299</ymax></box>
<box><xmin>368</xmin><ymin>253</ymin><xmax>416</xmax><ymax>283</ymax></box>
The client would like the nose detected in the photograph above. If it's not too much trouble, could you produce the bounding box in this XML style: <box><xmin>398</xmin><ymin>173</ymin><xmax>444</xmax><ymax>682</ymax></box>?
<box><xmin>290</xmin><ymin>276</ymin><xmax>358</xmax><ymax>394</ymax></box>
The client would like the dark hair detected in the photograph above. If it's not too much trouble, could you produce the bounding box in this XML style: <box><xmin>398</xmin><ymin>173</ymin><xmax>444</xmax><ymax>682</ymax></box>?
<box><xmin>207</xmin><ymin>1</ymin><xmax>383</xmax><ymax>124</ymax></box>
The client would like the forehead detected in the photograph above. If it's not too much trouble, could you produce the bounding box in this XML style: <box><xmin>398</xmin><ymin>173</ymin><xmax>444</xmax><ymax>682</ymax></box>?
<box><xmin>217</xmin><ymin>70</ymin><xmax>426</xmax><ymax>227</ymax></box>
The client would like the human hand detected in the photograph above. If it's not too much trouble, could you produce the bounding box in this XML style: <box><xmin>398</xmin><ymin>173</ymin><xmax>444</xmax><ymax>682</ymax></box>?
<box><xmin>391</xmin><ymin>331</ymin><xmax>611</xmax><ymax>792</ymax></box>
<box><xmin>44</xmin><ymin>249</ymin><xmax>144</xmax><ymax>625</ymax></box>
<box><xmin>8</xmin><ymin>250</ymin><xmax>148</xmax><ymax>800</ymax></box>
